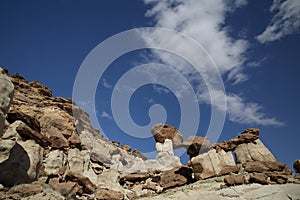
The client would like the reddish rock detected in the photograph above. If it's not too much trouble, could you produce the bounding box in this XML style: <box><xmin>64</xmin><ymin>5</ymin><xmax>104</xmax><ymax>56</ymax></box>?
<box><xmin>262</xmin><ymin>161</ymin><xmax>286</xmax><ymax>171</ymax></box>
<box><xmin>282</xmin><ymin>166</ymin><xmax>293</xmax><ymax>175</ymax></box>
<box><xmin>151</xmin><ymin>124</ymin><xmax>183</xmax><ymax>148</ymax></box>
<box><xmin>218</xmin><ymin>165</ymin><xmax>240</xmax><ymax>176</ymax></box>
<box><xmin>121</xmin><ymin>145</ymin><xmax>131</xmax><ymax>152</ymax></box>
<box><xmin>68</xmin><ymin>131</ymin><xmax>81</xmax><ymax>148</ymax></box>
<box><xmin>112</xmin><ymin>141</ymin><xmax>120</xmax><ymax>147</ymax></box>
<box><xmin>181</xmin><ymin>136</ymin><xmax>210</xmax><ymax>159</ymax></box>
<box><xmin>269</xmin><ymin>173</ymin><xmax>288</xmax><ymax>184</ymax></box>
<box><xmin>29</xmin><ymin>81</ymin><xmax>52</xmax><ymax>97</ymax></box>
<box><xmin>7</xmin><ymin>110</ymin><xmax>40</xmax><ymax>132</ymax></box>
<box><xmin>224</xmin><ymin>174</ymin><xmax>246</xmax><ymax>186</ymax></box>
<box><xmin>16</xmin><ymin>123</ymin><xmax>50</xmax><ymax>147</ymax></box>
<box><xmin>132</xmin><ymin>149</ymin><xmax>147</xmax><ymax>161</ymax></box>
<box><xmin>159</xmin><ymin>166</ymin><xmax>193</xmax><ymax>189</ymax></box>
<box><xmin>213</xmin><ymin>128</ymin><xmax>260</xmax><ymax>152</ymax></box>
<box><xmin>249</xmin><ymin>173</ymin><xmax>268</xmax><ymax>185</ymax></box>
<box><xmin>65</xmin><ymin>172</ymin><xmax>96</xmax><ymax>194</ymax></box>
<box><xmin>243</xmin><ymin>161</ymin><xmax>269</xmax><ymax>173</ymax></box>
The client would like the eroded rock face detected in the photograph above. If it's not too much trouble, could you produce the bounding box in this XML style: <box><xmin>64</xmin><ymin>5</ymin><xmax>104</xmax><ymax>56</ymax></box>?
<box><xmin>151</xmin><ymin>124</ymin><xmax>183</xmax><ymax>148</ymax></box>
<box><xmin>0</xmin><ymin>68</ymin><xmax>14</xmax><ymax>136</ymax></box>
<box><xmin>213</xmin><ymin>128</ymin><xmax>260</xmax><ymax>152</ymax></box>
<box><xmin>190</xmin><ymin>148</ymin><xmax>235</xmax><ymax>180</ymax></box>
<box><xmin>235</xmin><ymin>139</ymin><xmax>276</xmax><ymax>164</ymax></box>
<box><xmin>0</xmin><ymin>121</ymin><xmax>43</xmax><ymax>187</ymax></box>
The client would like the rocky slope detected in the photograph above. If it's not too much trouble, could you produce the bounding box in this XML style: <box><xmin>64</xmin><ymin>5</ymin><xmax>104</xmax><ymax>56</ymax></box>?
<box><xmin>0</xmin><ymin>68</ymin><xmax>299</xmax><ymax>199</ymax></box>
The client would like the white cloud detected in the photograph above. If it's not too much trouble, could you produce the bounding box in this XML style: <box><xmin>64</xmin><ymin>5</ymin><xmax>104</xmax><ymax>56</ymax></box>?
<box><xmin>256</xmin><ymin>0</ymin><xmax>300</xmax><ymax>43</ymax></box>
<box><xmin>102</xmin><ymin>78</ymin><xmax>112</xmax><ymax>88</ymax></box>
<box><xmin>153</xmin><ymin>84</ymin><xmax>170</xmax><ymax>94</ymax></box>
<box><xmin>142</xmin><ymin>0</ymin><xmax>283</xmax><ymax>126</ymax></box>
<box><xmin>100</xmin><ymin>111</ymin><xmax>113</xmax><ymax>120</ymax></box>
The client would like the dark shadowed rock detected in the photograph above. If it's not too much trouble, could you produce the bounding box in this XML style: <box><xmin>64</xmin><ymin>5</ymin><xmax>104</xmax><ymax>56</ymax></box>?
<box><xmin>181</xmin><ymin>136</ymin><xmax>210</xmax><ymax>159</ymax></box>
<box><xmin>294</xmin><ymin>160</ymin><xmax>300</xmax><ymax>174</ymax></box>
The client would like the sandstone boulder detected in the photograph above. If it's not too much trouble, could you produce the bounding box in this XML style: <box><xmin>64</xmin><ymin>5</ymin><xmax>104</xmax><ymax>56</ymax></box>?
<box><xmin>65</xmin><ymin>172</ymin><xmax>96</xmax><ymax>194</ymax></box>
<box><xmin>235</xmin><ymin>139</ymin><xmax>276</xmax><ymax>164</ymax></box>
<box><xmin>0</xmin><ymin>121</ymin><xmax>43</xmax><ymax>187</ymax></box>
<box><xmin>159</xmin><ymin>166</ymin><xmax>193</xmax><ymax>189</ymax></box>
<box><xmin>190</xmin><ymin>148</ymin><xmax>235</xmax><ymax>180</ymax></box>
<box><xmin>151</xmin><ymin>124</ymin><xmax>183</xmax><ymax>148</ymax></box>
<box><xmin>224</xmin><ymin>174</ymin><xmax>246</xmax><ymax>186</ymax></box>
<box><xmin>249</xmin><ymin>173</ymin><xmax>268</xmax><ymax>185</ymax></box>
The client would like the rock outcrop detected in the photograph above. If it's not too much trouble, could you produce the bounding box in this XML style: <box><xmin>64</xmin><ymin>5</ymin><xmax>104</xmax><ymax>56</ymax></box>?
<box><xmin>190</xmin><ymin>148</ymin><xmax>235</xmax><ymax>179</ymax></box>
<box><xmin>0</xmin><ymin>69</ymin><xmax>299</xmax><ymax>200</ymax></box>
<box><xmin>151</xmin><ymin>123</ymin><xmax>183</xmax><ymax>148</ymax></box>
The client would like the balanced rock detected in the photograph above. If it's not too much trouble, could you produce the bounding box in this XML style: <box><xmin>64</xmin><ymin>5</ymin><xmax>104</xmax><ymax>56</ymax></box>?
<box><xmin>0</xmin><ymin>68</ymin><xmax>14</xmax><ymax>135</ymax></box>
<box><xmin>181</xmin><ymin>136</ymin><xmax>210</xmax><ymax>159</ymax></box>
<box><xmin>151</xmin><ymin>123</ymin><xmax>183</xmax><ymax>148</ymax></box>
<box><xmin>294</xmin><ymin>160</ymin><xmax>300</xmax><ymax>174</ymax></box>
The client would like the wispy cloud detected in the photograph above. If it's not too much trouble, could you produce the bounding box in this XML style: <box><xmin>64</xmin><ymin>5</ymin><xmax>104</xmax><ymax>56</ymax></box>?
<box><xmin>256</xmin><ymin>0</ymin><xmax>300</xmax><ymax>43</ymax></box>
<box><xmin>102</xmin><ymin>78</ymin><xmax>112</xmax><ymax>88</ymax></box>
<box><xmin>153</xmin><ymin>84</ymin><xmax>170</xmax><ymax>94</ymax></box>
<box><xmin>100</xmin><ymin>111</ymin><xmax>113</xmax><ymax>120</ymax></box>
<box><xmin>142</xmin><ymin>0</ymin><xmax>283</xmax><ymax>126</ymax></box>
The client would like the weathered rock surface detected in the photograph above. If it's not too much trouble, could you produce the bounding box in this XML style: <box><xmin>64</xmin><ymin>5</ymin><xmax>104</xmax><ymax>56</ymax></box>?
<box><xmin>0</xmin><ymin>121</ymin><xmax>43</xmax><ymax>187</ymax></box>
<box><xmin>224</xmin><ymin>174</ymin><xmax>246</xmax><ymax>186</ymax></box>
<box><xmin>0</xmin><ymin>68</ymin><xmax>14</xmax><ymax>136</ymax></box>
<box><xmin>213</xmin><ymin>128</ymin><xmax>260</xmax><ymax>152</ymax></box>
<box><xmin>1</xmin><ymin>69</ymin><xmax>299</xmax><ymax>200</ymax></box>
<box><xmin>137</xmin><ymin>181</ymin><xmax>300</xmax><ymax>200</ymax></box>
<box><xmin>235</xmin><ymin>139</ymin><xmax>276</xmax><ymax>164</ymax></box>
<box><xmin>151</xmin><ymin>123</ymin><xmax>183</xmax><ymax>148</ymax></box>
<box><xmin>190</xmin><ymin>148</ymin><xmax>235</xmax><ymax>180</ymax></box>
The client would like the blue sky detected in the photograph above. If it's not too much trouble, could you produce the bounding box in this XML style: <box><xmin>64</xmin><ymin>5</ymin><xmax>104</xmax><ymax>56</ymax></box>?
<box><xmin>1</xmin><ymin>0</ymin><xmax>299</xmax><ymax>169</ymax></box>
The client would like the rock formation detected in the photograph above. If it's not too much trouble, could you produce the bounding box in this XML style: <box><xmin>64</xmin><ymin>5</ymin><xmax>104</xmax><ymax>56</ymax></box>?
<box><xmin>294</xmin><ymin>160</ymin><xmax>300</xmax><ymax>174</ymax></box>
<box><xmin>0</xmin><ymin>68</ymin><xmax>299</xmax><ymax>199</ymax></box>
